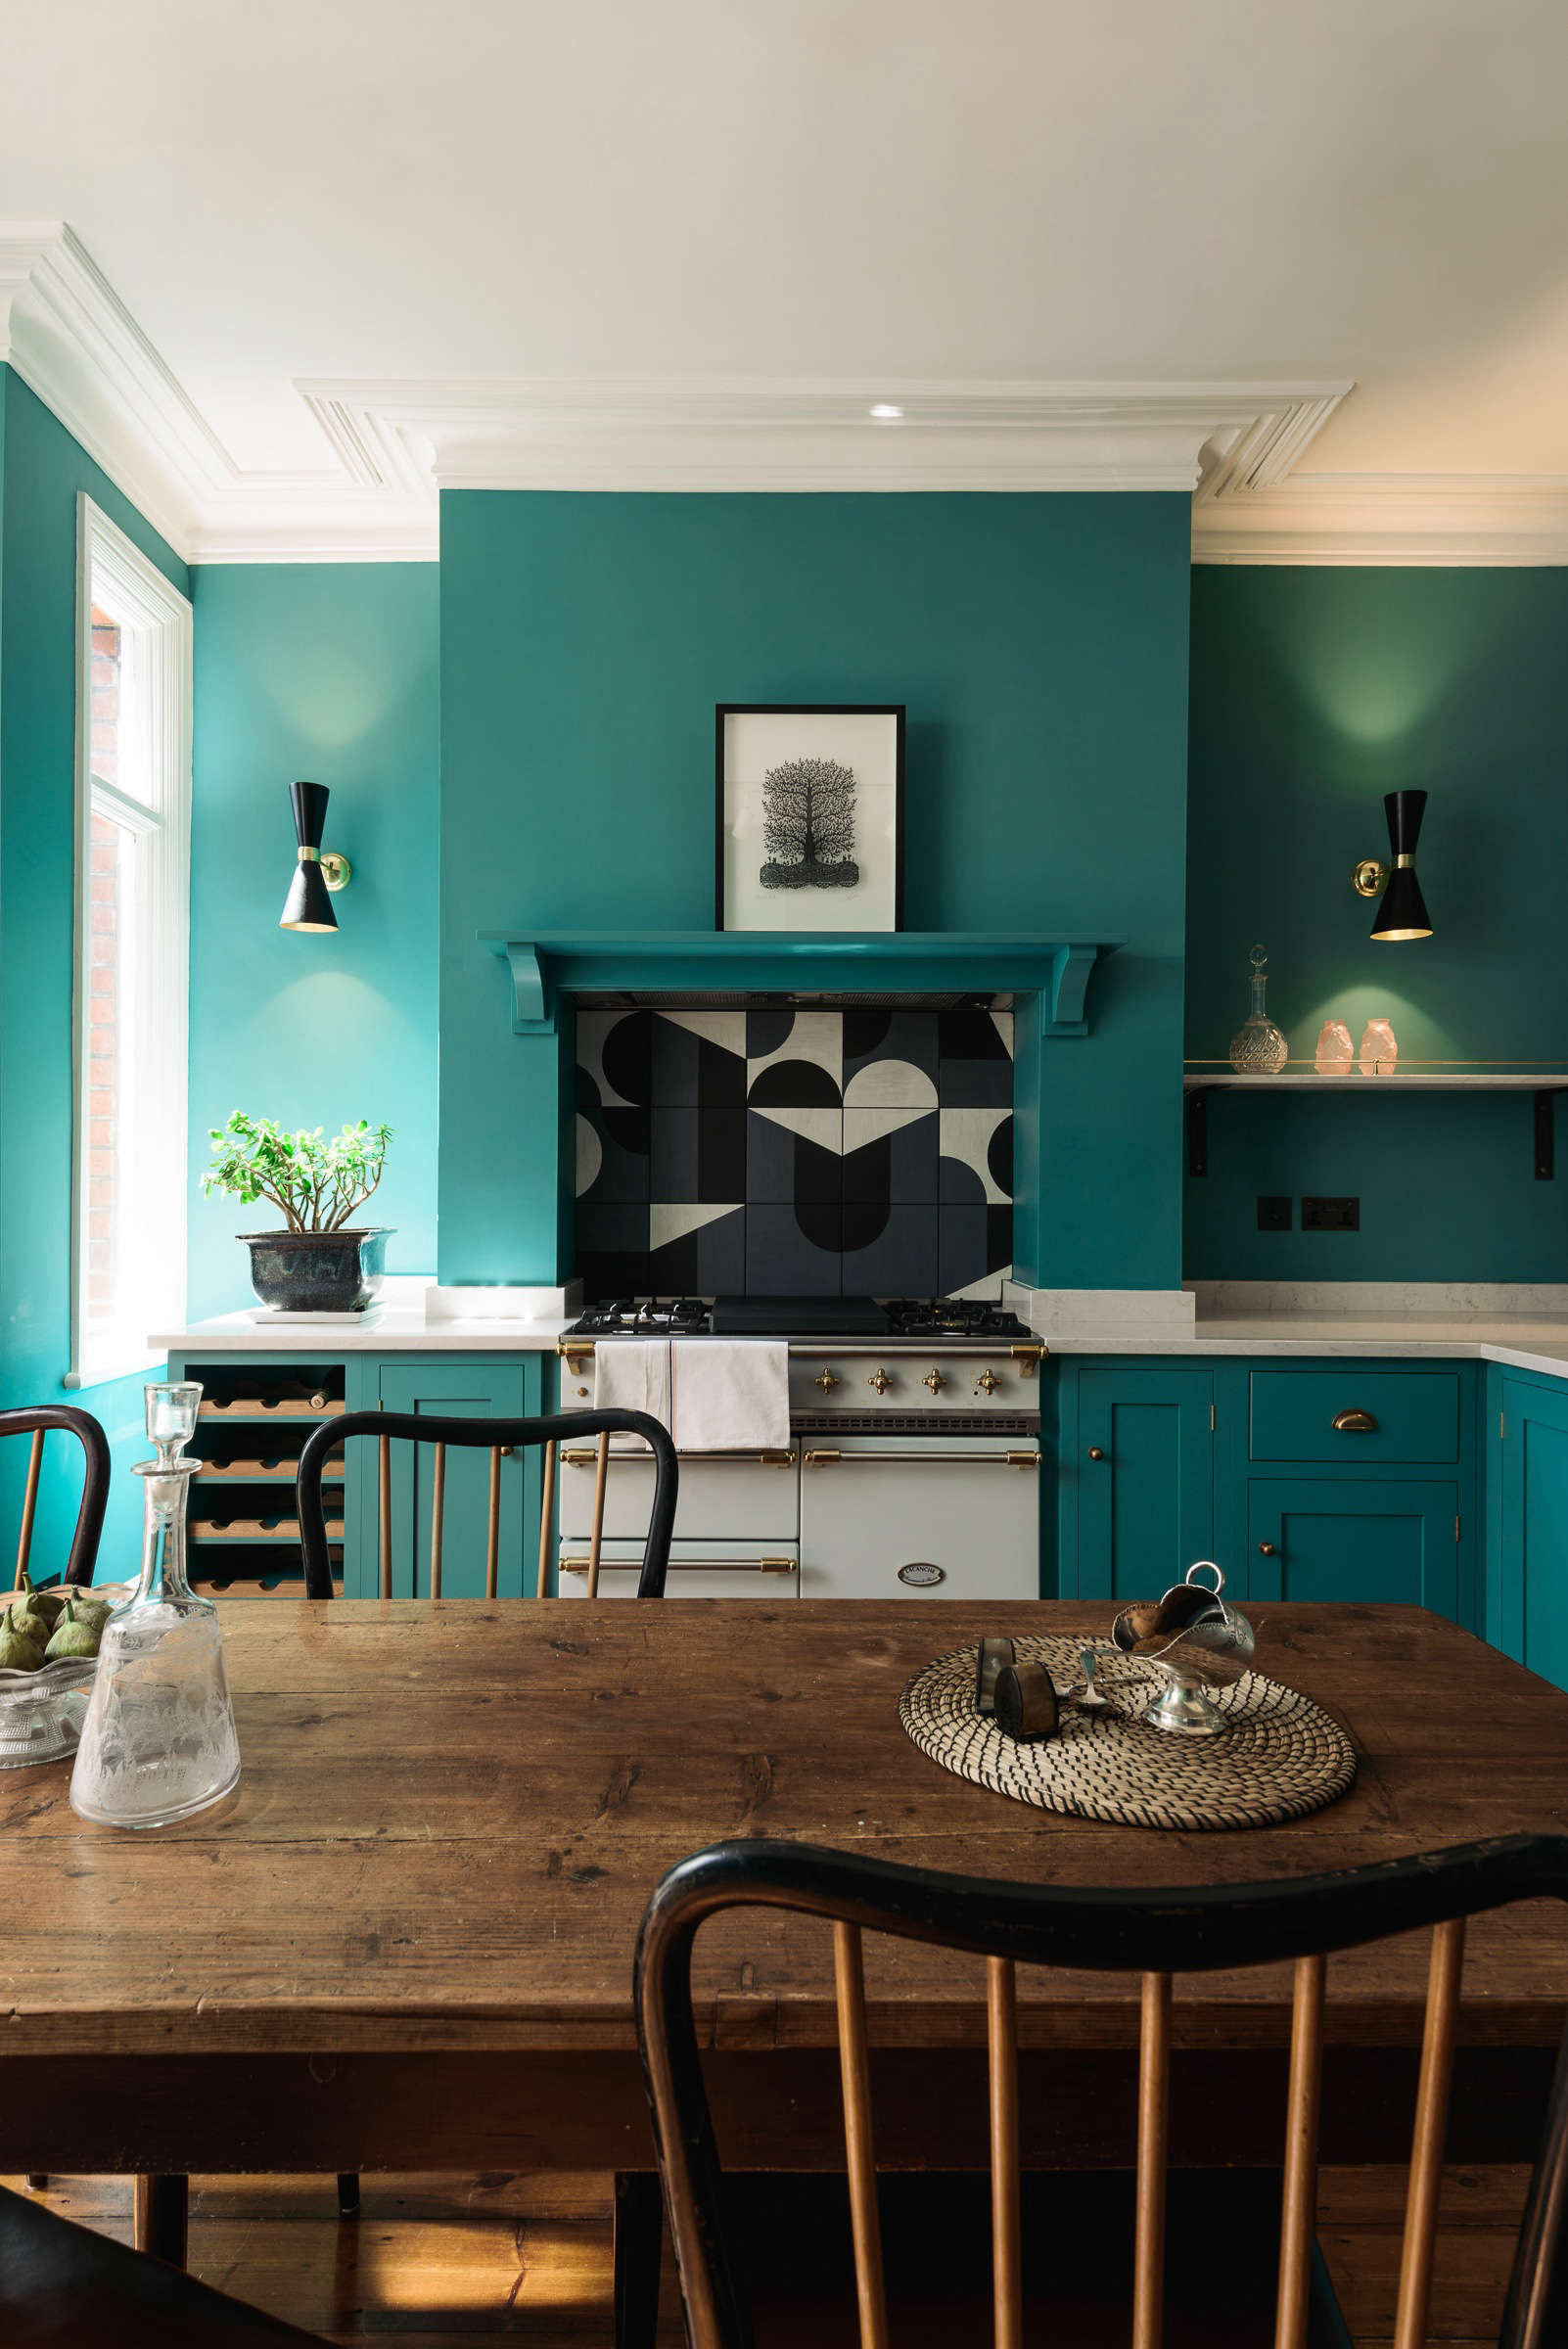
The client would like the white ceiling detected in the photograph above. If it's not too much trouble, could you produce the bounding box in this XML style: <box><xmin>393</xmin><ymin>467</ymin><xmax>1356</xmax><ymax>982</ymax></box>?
<box><xmin>3</xmin><ymin>0</ymin><xmax>1566</xmax><ymax>560</ymax></box>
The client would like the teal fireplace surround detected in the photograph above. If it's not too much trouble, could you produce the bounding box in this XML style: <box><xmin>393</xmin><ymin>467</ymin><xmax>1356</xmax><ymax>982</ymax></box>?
<box><xmin>482</xmin><ymin>931</ymin><xmax>1123</xmax><ymax>1036</ymax></box>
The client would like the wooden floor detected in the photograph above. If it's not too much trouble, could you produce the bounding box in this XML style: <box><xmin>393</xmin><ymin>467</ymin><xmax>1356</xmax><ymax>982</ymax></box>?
<box><xmin>4</xmin><ymin>2165</ymin><xmax>1529</xmax><ymax>2346</ymax></box>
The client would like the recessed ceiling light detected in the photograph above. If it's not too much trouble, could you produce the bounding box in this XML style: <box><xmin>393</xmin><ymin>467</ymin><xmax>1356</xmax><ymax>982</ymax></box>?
<box><xmin>869</xmin><ymin>402</ymin><xmax>903</xmax><ymax>420</ymax></box>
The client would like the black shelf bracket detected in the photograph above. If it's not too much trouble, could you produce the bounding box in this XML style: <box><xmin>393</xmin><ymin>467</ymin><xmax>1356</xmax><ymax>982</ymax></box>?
<box><xmin>1186</xmin><ymin>1086</ymin><xmax>1209</xmax><ymax>1178</ymax></box>
<box><xmin>1536</xmin><ymin>1088</ymin><xmax>1556</xmax><ymax>1180</ymax></box>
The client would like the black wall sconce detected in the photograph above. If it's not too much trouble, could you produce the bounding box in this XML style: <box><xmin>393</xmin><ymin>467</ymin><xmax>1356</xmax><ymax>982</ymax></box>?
<box><xmin>280</xmin><ymin>780</ymin><xmax>352</xmax><ymax>933</ymax></box>
<box><xmin>1353</xmin><ymin>788</ymin><xmax>1432</xmax><ymax>942</ymax></box>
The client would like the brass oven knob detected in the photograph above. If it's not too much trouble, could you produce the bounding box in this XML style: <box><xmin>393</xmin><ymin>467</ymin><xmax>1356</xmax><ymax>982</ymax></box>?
<box><xmin>814</xmin><ymin>1368</ymin><xmax>841</xmax><ymax>1393</ymax></box>
<box><xmin>921</xmin><ymin>1368</ymin><xmax>947</xmax><ymax>1394</ymax></box>
<box><xmin>974</xmin><ymin>1368</ymin><xmax>1001</xmax><ymax>1397</ymax></box>
<box><xmin>867</xmin><ymin>1367</ymin><xmax>893</xmax><ymax>1396</ymax></box>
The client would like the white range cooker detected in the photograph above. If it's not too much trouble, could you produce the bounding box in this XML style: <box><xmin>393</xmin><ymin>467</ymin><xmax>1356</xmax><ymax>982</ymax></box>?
<box><xmin>555</xmin><ymin>1296</ymin><xmax>1043</xmax><ymax>1600</ymax></box>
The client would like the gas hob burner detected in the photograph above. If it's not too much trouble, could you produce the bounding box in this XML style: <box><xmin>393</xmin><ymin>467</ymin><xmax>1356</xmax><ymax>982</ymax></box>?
<box><xmin>572</xmin><ymin>1297</ymin><xmax>709</xmax><ymax>1337</ymax></box>
<box><xmin>885</xmin><ymin>1297</ymin><xmax>1036</xmax><ymax>1341</ymax></box>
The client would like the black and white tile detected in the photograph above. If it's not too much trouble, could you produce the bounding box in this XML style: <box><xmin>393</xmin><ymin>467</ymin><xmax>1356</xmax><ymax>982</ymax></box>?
<box><xmin>575</xmin><ymin>1006</ymin><xmax>1013</xmax><ymax>1299</ymax></box>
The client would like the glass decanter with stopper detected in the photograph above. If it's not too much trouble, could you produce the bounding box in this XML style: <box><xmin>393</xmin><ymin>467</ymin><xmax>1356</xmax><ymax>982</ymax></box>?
<box><xmin>1227</xmin><ymin>943</ymin><xmax>1289</xmax><ymax>1075</ymax></box>
<box><xmin>69</xmin><ymin>1383</ymin><xmax>241</xmax><ymax>1829</ymax></box>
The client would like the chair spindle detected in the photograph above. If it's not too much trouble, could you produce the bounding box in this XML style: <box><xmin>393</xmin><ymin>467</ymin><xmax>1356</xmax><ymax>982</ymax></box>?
<box><xmin>1393</xmin><ymin>1917</ymin><xmax>1466</xmax><ymax>2349</ymax></box>
<box><xmin>988</xmin><ymin>1954</ymin><xmax>1023</xmax><ymax>2349</ymax></box>
<box><xmin>834</xmin><ymin>1920</ymin><xmax>889</xmax><ymax>2349</ymax></box>
<box><xmin>587</xmin><ymin>1430</ymin><xmax>610</xmax><ymax>1598</ymax></box>
<box><xmin>1275</xmin><ymin>1951</ymin><xmax>1327</xmax><ymax>2349</ymax></box>
<box><xmin>1134</xmin><ymin>1970</ymin><xmax>1172</xmax><ymax>2349</ymax></box>
<box><xmin>537</xmin><ymin>1440</ymin><xmax>556</xmax><ymax>1598</ymax></box>
<box><xmin>429</xmin><ymin>1443</ymin><xmax>445</xmax><ymax>1599</ymax></box>
<box><xmin>378</xmin><ymin>1432</ymin><xmax>392</xmax><ymax>1599</ymax></box>
<box><xmin>485</xmin><ymin>1449</ymin><xmax>501</xmax><ymax>1599</ymax></box>
<box><xmin>15</xmin><ymin>1427</ymin><xmax>43</xmax><ymax>1588</ymax></box>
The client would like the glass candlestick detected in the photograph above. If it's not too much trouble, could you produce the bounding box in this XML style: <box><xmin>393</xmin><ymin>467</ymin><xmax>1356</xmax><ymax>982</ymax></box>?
<box><xmin>1227</xmin><ymin>944</ymin><xmax>1289</xmax><ymax>1075</ymax></box>
<box><xmin>69</xmin><ymin>1442</ymin><xmax>240</xmax><ymax>1830</ymax></box>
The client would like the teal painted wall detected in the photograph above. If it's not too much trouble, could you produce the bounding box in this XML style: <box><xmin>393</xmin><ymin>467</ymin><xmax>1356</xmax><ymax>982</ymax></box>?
<box><xmin>438</xmin><ymin>490</ymin><xmax>1192</xmax><ymax>1292</ymax></box>
<box><xmin>1186</xmin><ymin>567</ymin><xmax>1568</xmax><ymax>1281</ymax></box>
<box><xmin>0</xmin><ymin>369</ymin><xmax>189</xmax><ymax>1578</ymax></box>
<box><xmin>187</xmin><ymin>565</ymin><xmax>439</xmax><ymax>1316</ymax></box>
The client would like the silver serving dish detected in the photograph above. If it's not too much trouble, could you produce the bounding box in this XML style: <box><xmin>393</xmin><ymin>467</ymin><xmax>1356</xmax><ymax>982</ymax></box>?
<box><xmin>1111</xmin><ymin>1561</ymin><xmax>1256</xmax><ymax>1737</ymax></box>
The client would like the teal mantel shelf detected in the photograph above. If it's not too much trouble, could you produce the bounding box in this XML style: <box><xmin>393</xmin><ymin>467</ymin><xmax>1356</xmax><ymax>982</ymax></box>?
<box><xmin>481</xmin><ymin>931</ymin><xmax>1125</xmax><ymax>1039</ymax></box>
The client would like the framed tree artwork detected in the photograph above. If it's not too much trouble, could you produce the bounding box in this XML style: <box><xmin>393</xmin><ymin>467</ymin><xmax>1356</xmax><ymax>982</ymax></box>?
<box><xmin>715</xmin><ymin>705</ymin><xmax>904</xmax><ymax>933</ymax></box>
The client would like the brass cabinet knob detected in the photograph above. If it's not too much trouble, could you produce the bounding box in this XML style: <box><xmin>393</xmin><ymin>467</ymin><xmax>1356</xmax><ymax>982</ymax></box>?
<box><xmin>921</xmin><ymin>1368</ymin><xmax>947</xmax><ymax>1394</ymax></box>
<box><xmin>498</xmin><ymin>1446</ymin><xmax>514</xmax><ymax>1457</ymax></box>
<box><xmin>813</xmin><ymin>1368</ymin><xmax>841</xmax><ymax>1393</ymax></box>
<box><xmin>1258</xmin><ymin>1541</ymin><xmax>1277</xmax><ymax>1556</ymax></box>
<box><xmin>1087</xmin><ymin>1447</ymin><xmax>1106</xmax><ymax>1461</ymax></box>
<box><xmin>867</xmin><ymin>1367</ymin><xmax>893</xmax><ymax>1396</ymax></box>
<box><xmin>974</xmin><ymin>1368</ymin><xmax>1001</xmax><ymax>1397</ymax></box>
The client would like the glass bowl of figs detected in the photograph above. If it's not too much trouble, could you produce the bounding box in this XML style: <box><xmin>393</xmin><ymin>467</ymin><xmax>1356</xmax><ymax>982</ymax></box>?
<box><xmin>0</xmin><ymin>1576</ymin><xmax>128</xmax><ymax>1770</ymax></box>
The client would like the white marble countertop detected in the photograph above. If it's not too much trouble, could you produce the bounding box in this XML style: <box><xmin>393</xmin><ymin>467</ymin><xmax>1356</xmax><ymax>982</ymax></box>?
<box><xmin>152</xmin><ymin>1307</ymin><xmax>573</xmax><ymax>1354</ymax></box>
<box><xmin>1047</xmin><ymin>1315</ymin><xmax>1568</xmax><ymax>1377</ymax></box>
<box><xmin>152</xmin><ymin>1302</ymin><xmax>1568</xmax><ymax>1380</ymax></box>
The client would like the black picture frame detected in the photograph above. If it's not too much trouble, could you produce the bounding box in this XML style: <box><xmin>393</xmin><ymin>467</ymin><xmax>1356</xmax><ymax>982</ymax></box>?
<box><xmin>715</xmin><ymin>703</ymin><xmax>905</xmax><ymax>933</ymax></box>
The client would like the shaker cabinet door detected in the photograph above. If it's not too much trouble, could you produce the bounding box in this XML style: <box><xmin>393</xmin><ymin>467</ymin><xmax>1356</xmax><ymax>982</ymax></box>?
<box><xmin>1246</xmin><ymin>1478</ymin><xmax>1459</xmax><ymax>1616</ymax></box>
<box><xmin>1075</xmin><ymin>1370</ymin><xmax>1214</xmax><ymax>1601</ymax></box>
<box><xmin>374</xmin><ymin>1359</ymin><xmax>539</xmax><ymax>1599</ymax></box>
<box><xmin>1499</xmin><ymin>1376</ymin><xmax>1568</xmax><ymax>1691</ymax></box>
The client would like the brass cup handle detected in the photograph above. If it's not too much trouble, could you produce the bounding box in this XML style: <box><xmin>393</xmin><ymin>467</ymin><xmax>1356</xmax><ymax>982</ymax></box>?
<box><xmin>1331</xmin><ymin>1408</ymin><xmax>1379</xmax><ymax>1433</ymax></box>
<box><xmin>1087</xmin><ymin>1447</ymin><xmax>1106</xmax><ymax>1461</ymax></box>
<box><xmin>1258</xmin><ymin>1542</ymin><xmax>1277</xmax><ymax>1556</ymax></box>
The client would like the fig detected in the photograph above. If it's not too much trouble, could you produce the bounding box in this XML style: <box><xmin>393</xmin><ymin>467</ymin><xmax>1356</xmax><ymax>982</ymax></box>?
<box><xmin>0</xmin><ymin>1618</ymin><xmax>46</xmax><ymax>1674</ymax></box>
<box><xmin>6</xmin><ymin>1587</ymin><xmax>53</xmax><ymax>1651</ymax></box>
<box><xmin>44</xmin><ymin>1598</ymin><xmax>101</xmax><ymax>1662</ymax></box>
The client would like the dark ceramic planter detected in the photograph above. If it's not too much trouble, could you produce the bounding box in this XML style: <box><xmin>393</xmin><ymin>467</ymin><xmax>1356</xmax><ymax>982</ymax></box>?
<box><xmin>239</xmin><ymin>1228</ymin><xmax>392</xmax><ymax>1314</ymax></box>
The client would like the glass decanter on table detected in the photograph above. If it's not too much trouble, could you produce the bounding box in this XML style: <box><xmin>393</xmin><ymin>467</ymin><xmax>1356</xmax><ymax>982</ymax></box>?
<box><xmin>69</xmin><ymin>1383</ymin><xmax>241</xmax><ymax>1829</ymax></box>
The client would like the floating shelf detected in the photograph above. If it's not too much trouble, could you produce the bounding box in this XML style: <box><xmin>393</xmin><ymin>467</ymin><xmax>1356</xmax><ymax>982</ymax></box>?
<box><xmin>1183</xmin><ymin>1069</ymin><xmax>1568</xmax><ymax>1179</ymax></box>
<box><xmin>483</xmin><ymin>930</ymin><xmax>1125</xmax><ymax>1039</ymax></box>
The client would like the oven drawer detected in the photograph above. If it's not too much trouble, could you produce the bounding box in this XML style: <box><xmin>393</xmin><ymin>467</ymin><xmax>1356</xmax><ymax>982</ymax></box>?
<box><xmin>1248</xmin><ymin>1370</ymin><xmax>1461</xmax><ymax>1465</ymax></box>
<box><xmin>556</xmin><ymin>1538</ymin><xmax>799</xmax><ymax>1600</ymax></box>
<box><xmin>556</xmin><ymin>1444</ymin><xmax>799</xmax><ymax>1540</ymax></box>
<box><xmin>800</xmin><ymin>1437</ymin><xmax>1040</xmax><ymax>1599</ymax></box>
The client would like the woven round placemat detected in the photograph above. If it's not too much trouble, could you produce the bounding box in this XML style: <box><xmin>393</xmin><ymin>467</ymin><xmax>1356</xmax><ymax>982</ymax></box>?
<box><xmin>899</xmin><ymin>1635</ymin><xmax>1357</xmax><ymax>1832</ymax></box>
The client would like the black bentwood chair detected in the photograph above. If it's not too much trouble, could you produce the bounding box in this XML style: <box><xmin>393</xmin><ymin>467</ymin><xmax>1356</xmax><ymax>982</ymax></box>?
<box><xmin>4</xmin><ymin>1402</ymin><xmax>110</xmax><ymax>1594</ymax></box>
<box><xmin>298</xmin><ymin>1407</ymin><xmax>677</xmax><ymax>1602</ymax></box>
<box><xmin>298</xmin><ymin>1405</ymin><xmax>677</xmax><ymax>2345</ymax></box>
<box><xmin>0</xmin><ymin>2181</ymin><xmax>323</xmax><ymax>2347</ymax></box>
<box><xmin>6</xmin><ymin>1406</ymin><xmax>112</xmax><ymax>2206</ymax></box>
<box><xmin>635</xmin><ymin>1833</ymin><xmax>1568</xmax><ymax>2349</ymax></box>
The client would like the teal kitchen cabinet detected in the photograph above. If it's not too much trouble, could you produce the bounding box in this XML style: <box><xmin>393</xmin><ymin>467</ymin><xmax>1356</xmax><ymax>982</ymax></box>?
<box><xmin>1246</xmin><ymin>1479</ymin><xmax>1459</xmax><ymax>1613</ymax></box>
<box><xmin>1062</xmin><ymin>1365</ymin><xmax>1215</xmax><ymax>1599</ymax></box>
<box><xmin>1494</xmin><ymin>1372</ymin><xmax>1568</xmax><ymax>1689</ymax></box>
<box><xmin>1060</xmin><ymin>1357</ymin><xmax>1478</xmax><ymax>1622</ymax></box>
<box><xmin>374</xmin><ymin>1358</ymin><xmax>545</xmax><ymax>1599</ymax></box>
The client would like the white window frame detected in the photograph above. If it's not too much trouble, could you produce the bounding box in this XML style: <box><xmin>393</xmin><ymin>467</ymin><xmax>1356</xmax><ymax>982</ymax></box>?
<box><xmin>69</xmin><ymin>495</ymin><xmax>192</xmax><ymax>1389</ymax></box>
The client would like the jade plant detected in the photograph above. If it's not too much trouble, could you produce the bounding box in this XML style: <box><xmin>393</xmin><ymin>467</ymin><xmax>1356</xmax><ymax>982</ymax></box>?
<box><xmin>202</xmin><ymin>1113</ymin><xmax>393</xmax><ymax>1234</ymax></box>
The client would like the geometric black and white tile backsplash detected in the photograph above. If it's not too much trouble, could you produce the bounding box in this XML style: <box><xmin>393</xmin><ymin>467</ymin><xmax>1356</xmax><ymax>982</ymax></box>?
<box><xmin>576</xmin><ymin>1007</ymin><xmax>1013</xmax><ymax>1300</ymax></box>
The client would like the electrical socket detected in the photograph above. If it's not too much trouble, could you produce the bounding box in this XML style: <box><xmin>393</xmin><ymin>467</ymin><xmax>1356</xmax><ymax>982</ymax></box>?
<box><xmin>1302</xmin><ymin>1195</ymin><xmax>1360</xmax><ymax>1231</ymax></box>
<box><xmin>1257</xmin><ymin>1195</ymin><xmax>1293</xmax><ymax>1230</ymax></box>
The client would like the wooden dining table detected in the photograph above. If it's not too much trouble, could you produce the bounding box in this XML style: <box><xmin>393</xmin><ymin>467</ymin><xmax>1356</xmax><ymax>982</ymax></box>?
<box><xmin>5</xmin><ymin>1599</ymin><xmax>1568</xmax><ymax>2189</ymax></box>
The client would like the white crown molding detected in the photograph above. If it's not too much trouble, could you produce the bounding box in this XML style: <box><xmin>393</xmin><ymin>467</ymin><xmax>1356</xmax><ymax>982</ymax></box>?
<box><xmin>1193</xmin><ymin>472</ymin><xmax>1568</xmax><ymax>565</ymax></box>
<box><xmin>5</xmin><ymin>220</ymin><xmax>1567</xmax><ymax>563</ymax></box>
<box><xmin>310</xmin><ymin>374</ymin><xmax>1353</xmax><ymax>496</ymax></box>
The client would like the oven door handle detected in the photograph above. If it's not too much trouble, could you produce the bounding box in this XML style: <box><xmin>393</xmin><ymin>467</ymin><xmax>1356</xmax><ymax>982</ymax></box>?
<box><xmin>559</xmin><ymin>1447</ymin><xmax>796</xmax><ymax>1467</ymax></box>
<box><xmin>558</xmin><ymin>1556</ymin><xmax>797</xmax><ymax>1574</ymax></box>
<box><xmin>803</xmin><ymin>1449</ymin><xmax>1039</xmax><ymax>1469</ymax></box>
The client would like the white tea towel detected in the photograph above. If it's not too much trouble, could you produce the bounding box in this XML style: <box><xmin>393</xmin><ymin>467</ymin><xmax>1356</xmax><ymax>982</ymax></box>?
<box><xmin>669</xmin><ymin>1340</ymin><xmax>791</xmax><ymax>1451</ymax></box>
<box><xmin>592</xmin><ymin>1341</ymin><xmax>671</xmax><ymax>1449</ymax></box>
